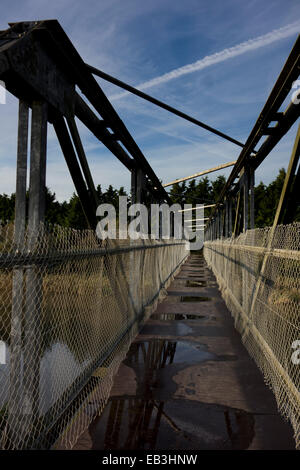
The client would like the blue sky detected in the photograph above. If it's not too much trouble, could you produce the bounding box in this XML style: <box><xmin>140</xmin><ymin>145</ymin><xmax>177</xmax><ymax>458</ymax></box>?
<box><xmin>0</xmin><ymin>0</ymin><xmax>299</xmax><ymax>201</ymax></box>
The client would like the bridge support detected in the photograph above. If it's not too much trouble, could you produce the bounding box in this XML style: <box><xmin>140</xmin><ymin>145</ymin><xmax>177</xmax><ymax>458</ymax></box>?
<box><xmin>249</xmin><ymin>168</ymin><xmax>255</xmax><ymax>229</ymax></box>
<box><xmin>8</xmin><ymin>101</ymin><xmax>47</xmax><ymax>447</ymax></box>
<box><xmin>24</xmin><ymin>101</ymin><xmax>47</xmax><ymax>441</ymax></box>
<box><xmin>8</xmin><ymin>100</ymin><xmax>29</xmax><ymax>447</ymax></box>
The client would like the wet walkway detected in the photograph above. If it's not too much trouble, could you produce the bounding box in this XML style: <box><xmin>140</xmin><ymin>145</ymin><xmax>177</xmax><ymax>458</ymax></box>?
<box><xmin>74</xmin><ymin>252</ymin><xmax>295</xmax><ymax>450</ymax></box>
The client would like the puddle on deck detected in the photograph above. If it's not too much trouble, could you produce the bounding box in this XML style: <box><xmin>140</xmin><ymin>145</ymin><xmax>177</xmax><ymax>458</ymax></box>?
<box><xmin>86</xmin><ymin>399</ymin><xmax>256</xmax><ymax>450</ymax></box>
<box><xmin>82</xmin><ymin>338</ymin><xmax>255</xmax><ymax>450</ymax></box>
<box><xmin>180</xmin><ymin>273</ymin><xmax>206</xmax><ymax>277</ymax></box>
<box><xmin>127</xmin><ymin>339</ymin><xmax>215</xmax><ymax>367</ymax></box>
<box><xmin>151</xmin><ymin>313</ymin><xmax>207</xmax><ymax>320</ymax></box>
<box><xmin>180</xmin><ymin>296</ymin><xmax>211</xmax><ymax>302</ymax></box>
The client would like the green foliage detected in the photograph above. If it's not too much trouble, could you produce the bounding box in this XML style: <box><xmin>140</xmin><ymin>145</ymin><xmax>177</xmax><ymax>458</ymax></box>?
<box><xmin>168</xmin><ymin>168</ymin><xmax>298</xmax><ymax>227</ymax></box>
<box><xmin>0</xmin><ymin>185</ymin><xmax>127</xmax><ymax>229</ymax></box>
<box><xmin>254</xmin><ymin>168</ymin><xmax>286</xmax><ymax>227</ymax></box>
<box><xmin>0</xmin><ymin>168</ymin><xmax>298</xmax><ymax>229</ymax></box>
<box><xmin>0</xmin><ymin>193</ymin><xmax>15</xmax><ymax>222</ymax></box>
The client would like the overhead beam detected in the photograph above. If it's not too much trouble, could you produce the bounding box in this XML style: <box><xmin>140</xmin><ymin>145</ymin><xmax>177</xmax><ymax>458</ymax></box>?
<box><xmin>178</xmin><ymin>204</ymin><xmax>216</xmax><ymax>213</ymax></box>
<box><xmin>185</xmin><ymin>218</ymin><xmax>209</xmax><ymax>222</ymax></box>
<box><xmin>86</xmin><ymin>64</ymin><xmax>249</xmax><ymax>150</ymax></box>
<box><xmin>163</xmin><ymin>161</ymin><xmax>236</xmax><ymax>187</ymax></box>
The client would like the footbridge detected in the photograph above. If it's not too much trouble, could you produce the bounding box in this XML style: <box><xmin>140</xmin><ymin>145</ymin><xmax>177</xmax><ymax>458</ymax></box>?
<box><xmin>0</xmin><ymin>20</ymin><xmax>299</xmax><ymax>449</ymax></box>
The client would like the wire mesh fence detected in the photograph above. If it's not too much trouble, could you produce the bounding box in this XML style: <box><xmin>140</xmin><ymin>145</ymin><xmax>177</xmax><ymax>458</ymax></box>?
<box><xmin>204</xmin><ymin>222</ymin><xmax>300</xmax><ymax>449</ymax></box>
<box><xmin>0</xmin><ymin>222</ymin><xmax>188</xmax><ymax>449</ymax></box>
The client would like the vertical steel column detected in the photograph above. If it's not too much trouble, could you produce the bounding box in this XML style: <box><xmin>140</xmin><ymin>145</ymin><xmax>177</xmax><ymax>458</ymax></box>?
<box><xmin>243</xmin><ymin>168</ymin><xmax>249</xmax><ymax>232</ymax></box>
<box><xmin>130</xmin><ymin>168</ymin><xmax>140</xmax><ymax>312</ymax></box>
<box><xmin>131</xmin><ymin>168</ymin><xmax>137</xmax><ymax>205</ymax></box>
<box><xmin>158</xmin><ymin>207</ymin><xmax>162</xmax><ymax>239</ymax></box>
<box><xmin>217</xmin><ymin>211</ymin><xmax>220</xmax><ymax>239</ymax></box>
<box><xmin>242</xmin><ymin>168</ymin><xmax>250</xmax><ymax>311</ymax></box>
<box><xmin>228</xmin><ymin>198</ymin><xmax>232</xmax><ymax>237</ymax></box>
<box><xmin>23</xmin><ymin>101</ymin><xmax>48</xmax><ymax>443</ymax></box>
<box><xmin>27</xmin><ymin>102</ymin><xmax>48</xmax><ymax>233</ymax></box>
<box><xmin>14</xmin><ymin>101</ymin><xmax>29</xmax><ymax>246</ymax></box>
<box><xmin>249</xmin><ymin>168</ymin><xmax>255</xmax><ymax>229</ymax></box>
<box><xmin>8</xmin><ymin>101</ymin><xmax>29</xmax><ymax>446</ymax></box>
<box><xmin>135</xmin><ymin>168</ymin><xmax>145</xmax><ymax>309</ymax></box>
<box><xmin>233</xmin><ymin>191</ymin><xmax>240</xmax><ymax>237</ymax></box>
<box><xmin>225</xmin><ymin>200</ymin><xmax>229</xmax><ymax>238</ymax></box>
<box><xmin>136</xmin><ymin>168</ymin><xmax>143</xmax><ymax>204</ymax></box>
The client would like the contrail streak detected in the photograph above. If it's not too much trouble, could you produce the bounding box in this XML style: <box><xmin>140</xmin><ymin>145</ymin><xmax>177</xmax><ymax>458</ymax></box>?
<box><xmin>109</xmin><ymin>21</ymin><xmax>300</xmax><ymax>100</ymax></box>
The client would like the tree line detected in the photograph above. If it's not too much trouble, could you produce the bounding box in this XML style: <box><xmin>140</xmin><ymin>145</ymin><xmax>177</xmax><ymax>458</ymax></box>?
<box><xmin>169</xmin><ymin>167</ymin><xmax>299</xmax><ymax>227</ymax></box>
<box><xmin>0</xmin><ymin>168</ymin><xmax>298</xmax><ymax>229</ymax></box>
<box><xmin>0</xmin><ymin>184</ymin><xmax>127</xmax><ymax>230</ymax></box>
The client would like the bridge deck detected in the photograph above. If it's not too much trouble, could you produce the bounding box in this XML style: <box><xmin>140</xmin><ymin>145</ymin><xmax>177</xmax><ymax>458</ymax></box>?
<box><xmin>74</xmin><ymin>252</ymin><xmax>295</xmax><ymax>450</ymax></box>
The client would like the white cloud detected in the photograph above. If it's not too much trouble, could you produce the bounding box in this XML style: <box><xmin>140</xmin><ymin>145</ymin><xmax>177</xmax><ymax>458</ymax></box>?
<box><xmin>110</xmin><ymin>21</ymin><xmax>300</xmax><ymax>100</ymax></box>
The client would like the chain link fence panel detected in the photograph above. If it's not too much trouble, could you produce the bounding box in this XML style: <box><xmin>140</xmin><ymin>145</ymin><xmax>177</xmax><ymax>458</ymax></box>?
<box><xmin>204</xmin><ymin>222</ymin><xmax>300</xmax><ymax>449</ymax></box>
<box><xmin>0</xmin><ymin>222</ymin><xmax>188</xmax><ymax>449</ymax></box>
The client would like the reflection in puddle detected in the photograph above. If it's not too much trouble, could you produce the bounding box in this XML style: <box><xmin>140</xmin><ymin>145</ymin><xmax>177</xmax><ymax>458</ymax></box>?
<box><xmin>127</xmin><ymin>339</ymin><xmax>214</xmax><ymax>367</ymax></box>
<box><xmin>151</xmin><ymin>314</ymin><xmax>206</xmax><ymax>320</ymax></box>
<box><xmin>84</xmin><ymin>339</ymin><xmax>255</xmax><ymax>450</ymax></box>
<box><xmin>180</xmin><ymin>296</ymin><xmax>211</xmax><ymax>302</ymax></box>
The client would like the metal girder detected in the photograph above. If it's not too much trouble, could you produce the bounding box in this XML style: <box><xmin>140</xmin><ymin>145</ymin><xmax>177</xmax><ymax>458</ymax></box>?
<box><xmin>66</xmin><ymin>115</ymin><xmax>99</xmax><ymax>206</ymax></box>
<box><xmin>0</xmin><ymin>20</ymin><xmax>170</xmax><ymax>206</ymax></box>
<box><xmin>250</xmin><ymin>100</ymin><xmax>300</xmax><ymax>170</ymax></box>
<box><xmin>53</xmin><ymin>113</ymin><xmax>97</xmax><ymax>228</ymax></box>
<box><xmin>0</xmin><ymin>22</ymin><xmax>75</xmax><ymax>116</ymax></box>
<box><xmin>207</xmin><ymin>34</ymin><xmax>300</xmax><ymax>226</ymax></box>
<box><xmin>74</xmin><ymin>93</ymin><xmax>135</xmax><ymax>171</ymax></box>
<box><xmin>30</xmin><ymin>20</ymin><xmax>170</xmax><ymax>203</ymax></box>
<box><xmin>274</xmin><ymin>124</ymin><xmax>300</xmax><ymax>226</ymax></box>
<box><xmin>86</xmin><ymin>63</ymin><xmax>248</xmax><ymax>150</ymax></box>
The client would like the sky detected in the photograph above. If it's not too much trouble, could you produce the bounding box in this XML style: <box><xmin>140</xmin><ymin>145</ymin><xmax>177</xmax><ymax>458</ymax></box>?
<box><xmin>0</xmin><ymin>0</ymin><xmax>299</xmax><ymax>201</ymax></box>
